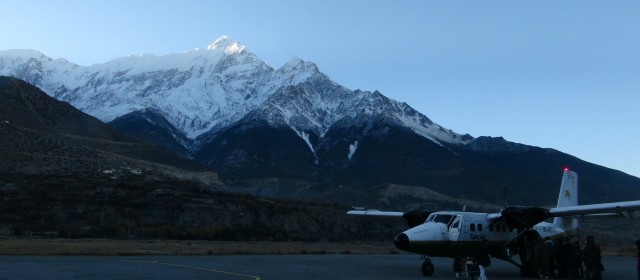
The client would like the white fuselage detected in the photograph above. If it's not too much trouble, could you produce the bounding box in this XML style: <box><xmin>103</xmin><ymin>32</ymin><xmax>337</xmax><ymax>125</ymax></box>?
<box><xmin>394</xmin><ymin>211</ymin><xmax>574</xmax><ymax>259</ymax></box>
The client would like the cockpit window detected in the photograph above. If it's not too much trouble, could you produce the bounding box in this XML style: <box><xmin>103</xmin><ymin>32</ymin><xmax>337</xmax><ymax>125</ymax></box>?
<box><xmin>426</xmin><ymin>215</ymin><xmax>435</xmax><ymax>222</ymax></box>
<box><xmin>427</xmin><ymin>214</ymin><xmax>454</xmax><ymax>225</ymax></box>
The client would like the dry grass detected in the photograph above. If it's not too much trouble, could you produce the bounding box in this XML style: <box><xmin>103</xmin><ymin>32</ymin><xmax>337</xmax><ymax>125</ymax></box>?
<box><xmin>602</xmin><ymin>246</ymin><xmax>637</xmax><ymax>257</ymax></box>
<box><xmin>1</xmin><ymin>239</ymin><xmax>634</xmax><ymax>257</ymax></box>
<box><xmin>0</xmin><ymin>239</ymin><xmax>401</xmax><ymax>256</ymax></box>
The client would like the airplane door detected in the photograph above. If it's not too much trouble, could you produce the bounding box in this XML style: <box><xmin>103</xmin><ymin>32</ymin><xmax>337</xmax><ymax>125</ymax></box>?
<box><xmin>448</xmin><ymin>215</ymin><xmax>462</xmax><ymax>241</ymax></box>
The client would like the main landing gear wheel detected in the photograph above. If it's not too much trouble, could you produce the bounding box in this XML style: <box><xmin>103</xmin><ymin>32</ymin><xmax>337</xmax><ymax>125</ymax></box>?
<box><xmin>421</xmin><ymin>259</ymin><xmax>434</xmax><ymax>277</ymax></box>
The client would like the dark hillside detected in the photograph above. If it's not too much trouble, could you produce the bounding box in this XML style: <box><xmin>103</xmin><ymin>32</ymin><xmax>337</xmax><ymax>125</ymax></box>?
<box><xmin>0</xmin><ymin>76</ymin><xmax>209</xmax><ymax>173</ymax></box>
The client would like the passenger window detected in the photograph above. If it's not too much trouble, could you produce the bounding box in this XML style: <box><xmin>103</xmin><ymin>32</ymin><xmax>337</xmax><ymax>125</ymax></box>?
<box><xmin>489</xmin><ymin>224</ymin><xmax>494</xmax><ymax>232</ymax></box>
<box><xmin>470</xmin><ymin>224</ymin><xmax>475</xmax><ymax>231</ymax></box>
<box><xmin>478</xmin><ymin>224</ymin><xmax>483</xmax><ymax>231</ymax></box>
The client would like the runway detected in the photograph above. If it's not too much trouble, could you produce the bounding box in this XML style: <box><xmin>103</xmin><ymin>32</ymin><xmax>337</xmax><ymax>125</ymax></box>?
<box><xmin>0</xmin><ymin>254</ymin><xmax>636</xmax><ymax>279</ymax></box>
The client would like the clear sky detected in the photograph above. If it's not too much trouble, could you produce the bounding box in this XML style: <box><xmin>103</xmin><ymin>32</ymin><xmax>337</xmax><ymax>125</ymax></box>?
<box><xmin>1</xmin><ymin>0</ymin><xmax>639</xmax><ymax>178</ymax></box>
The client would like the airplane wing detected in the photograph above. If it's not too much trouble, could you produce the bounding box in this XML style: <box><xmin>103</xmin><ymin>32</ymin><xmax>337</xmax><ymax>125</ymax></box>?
<box><xmin>348</xmin><ymin>209</ymin><xmax>432</xmax><ymax>228</ymax></box>
<box><xmin>347</xmin><ymin>210</ymin><xmax>404</xmax><ymax>217</ymax></box>
<box><xmin>548</xmin><ymin>200</ymin><xmax>640</xmax><ymax>217</ymax></box>
<box><xmin>490</xmin><ymin>200</ymin><xmax>640</xmax><ymax>228</ymax></box>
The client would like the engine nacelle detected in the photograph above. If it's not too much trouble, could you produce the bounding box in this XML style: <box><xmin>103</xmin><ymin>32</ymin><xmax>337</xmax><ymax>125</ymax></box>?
<box><xmin>501</xmin><ymin>206</ymin><xmax>550</xmax><ymax>229</ymax></box>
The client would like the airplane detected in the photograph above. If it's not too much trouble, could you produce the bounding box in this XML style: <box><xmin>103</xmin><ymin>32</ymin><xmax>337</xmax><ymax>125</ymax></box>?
<box><xmin>348</xmin><ymin>168</ymin><xmax>640</xmax><ymax>277</ymax></box>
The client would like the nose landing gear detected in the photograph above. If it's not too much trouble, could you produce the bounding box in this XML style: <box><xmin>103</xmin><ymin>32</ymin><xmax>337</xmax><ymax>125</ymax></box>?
<box><xmin>421</xmin><ymin>256</ymin><xmax>434</xmax><ymax>277</ymax></box>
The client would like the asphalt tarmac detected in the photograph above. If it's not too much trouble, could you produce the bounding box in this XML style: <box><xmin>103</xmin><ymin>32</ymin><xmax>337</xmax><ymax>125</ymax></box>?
<box><xmin>0</xmin><ymin>254</ymin><xmax>636</xmax><ymax>279</ymax></box>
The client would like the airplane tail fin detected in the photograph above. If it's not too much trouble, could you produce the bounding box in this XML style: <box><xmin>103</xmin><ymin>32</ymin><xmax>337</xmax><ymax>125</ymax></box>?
<box><xmin>552</xmin><ymin>169</ymin><xmax>579</xmax><ymax>230</ymax></box>
<box><xmin>556</xmin><ymin>169</ymin><xmax>578</xmax><ymax>208</ymax></box>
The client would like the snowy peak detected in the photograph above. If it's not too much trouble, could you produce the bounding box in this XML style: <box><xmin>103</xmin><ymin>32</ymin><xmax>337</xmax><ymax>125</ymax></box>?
<box><xmin>267</xmin><ymin>58</ymin><xmax>327</xmax><ymax>90</ymax></box>
<box><xmin>207</xmin><ymin>35</ymin><xmax>246</xmax><ymax>54</ymax></box>
<box><xmin>0</xmin><ymin>35</ymin><xmax>472</xmax><ymax>151</ymax></box>
<box><xmin>0</xmin><ymin>49</ymin><xmax>54</xmax><ymax>62</ymax></box>
<box><xmin>279</xmin><ymin>58</ymin><xmax>320</xmax><ymax>75</ymax></box>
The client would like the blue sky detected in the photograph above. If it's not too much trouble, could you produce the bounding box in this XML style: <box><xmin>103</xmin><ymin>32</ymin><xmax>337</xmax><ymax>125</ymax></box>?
<box><xmin>2</xmin><ymin>0</ymin><xmax>639</xmax><ymax>178</ymax></box>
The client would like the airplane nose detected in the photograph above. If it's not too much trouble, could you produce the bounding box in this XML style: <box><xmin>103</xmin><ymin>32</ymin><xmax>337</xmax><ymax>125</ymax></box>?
<box><xmin>394</xmin><ymin>233</ymin><xmax>409</xmax><ymax>251</ymax></box>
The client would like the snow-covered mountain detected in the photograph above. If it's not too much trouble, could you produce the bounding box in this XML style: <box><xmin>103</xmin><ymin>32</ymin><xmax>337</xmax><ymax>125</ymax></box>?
<box><xmin>0</xmin><ymin>36</ymin><xmax>470</xmax><ymax>156</ymax></box>
<box><xmin>3</xmin><ymin>36</ymin><xmax>640</xmax><ymax>207</ymax></box>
